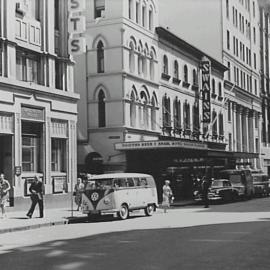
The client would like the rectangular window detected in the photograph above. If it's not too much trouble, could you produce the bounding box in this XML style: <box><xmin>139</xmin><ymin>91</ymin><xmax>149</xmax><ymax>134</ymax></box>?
<box><xmin>54</xmin><ymin>0</ymin><xmax>60</xmax><ymax>30</ymax></box>
<box><xmin>253</xmin><ymin>1</ymin><xmax>255</xmax><ymax>17</ymax></box>
<box><xmin>142</xmin><ymin>5</ymin><xmax>146</xmax><ymax>27</ymax></box>
<box><xmin>149</xmin><ymin>9</ymin><xmax>153</xmax><ymax>30</ymax></box>
<box><xmin>254</xmin><ymin>78</ymin><xmax>257</xmax><ymax>95</ymax></box>
<box><xmin>235</xmin><ymin>9</ymin><xmax>238</xmax><ymax>27</ymax></box>
<box><xmin>95</xmin><ymin>0</ymin><xmax>105</xmax><ymax>18</ymax></box>
<box><xmin>55</xmin><ymin>60</ymin><xmax>63</xmax><ymax>90</ymax></box>
<box><xmin>22</xmin><ymin>122</ymin><xmax>42</xmax><ymax>173</ymax></box>
<box><xmin>227</xmin><ymin>61</ymin><xmax>231</xmax><ymax>81</ymax></box>
<box><xmin>253</xmin><ymin>27</ymin><xmax>256</xmax><ymax>43</ymax></box>
<box><xmin>254</xmin><ymin>53</ymin><xmax>256</xmax><ymax>69</ymax></box>
<box><xmin>51</xmin><ymin>139</ymin><xmax>66</xmax><ymax>172</ymax></box>
<box><xmin>0</xmin><ymin>42</ymin><xmax>3</xmax><ymax>77</ymax></box>
<box><xmin>16</xmin><ymin>51</ymin><xmax>40</xmax><ymax>83</ymax></box>
<box><xmin>227</xmin><ymin>30</ymin><xmax>230</xmax><ymax>50</ymax></box>
<box><xmin>233</xmin><ymin>7</ymin><xmax>235</xmax><ymax>25</ymax></box>
<box><xmin>229</xmin><ymin>133</ymin><xmax>232</xmax><ymax>151</ymax></box>
<box><xmin>228</xmin><ymin>102</ymin><xmax>231</xmax><ymax>122</ymax></box>
<box><xmin>226</xmin><ymin>0</ymin><xmax>229</xmax><ymax>19</ymax></box>
<box><xmin>30</xmin><ymin>0</ymin><xmax>40</xmax><ymax>21</ymax></box>
<box><xmin>233</xmin><ymin>36</ymin><xmax>236</xmax><ymax>54</ymax></box>
<box><xmin>136</xmin><ymin>2</ymin><xmax>139</xmax><ymax>23</ymax></box>
<box><xmin>129</xmin><ymin>0</ymin><xmax>132</xmax><ymax>19</ymax></box>
<box><xmin>236</xmin><ymin>38</ymin><xmax>238</xmax><ymax>57</ymax></box>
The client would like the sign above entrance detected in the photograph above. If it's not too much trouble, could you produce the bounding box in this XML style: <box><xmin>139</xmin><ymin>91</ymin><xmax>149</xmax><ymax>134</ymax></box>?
<box><xmin>21</xmin><ymin>106</ymin><xmax>44</xmax><ymax>121</ymax></box>
<box><xmin>115</xmin><ymin>140</ymin><xmax>207</xmax><ymax>151</ymax></box>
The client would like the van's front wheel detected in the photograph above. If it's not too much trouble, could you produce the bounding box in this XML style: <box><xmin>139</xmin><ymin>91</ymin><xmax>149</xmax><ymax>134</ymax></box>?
<box><xmin>118</xmin><ymin>204</ymin><xmax>129</xmax><ymax>220</ymax></box>
<box><xmin>144</xmin><ymin>204</ymin><xmax>155</xmax><ymax>216</ymax></box>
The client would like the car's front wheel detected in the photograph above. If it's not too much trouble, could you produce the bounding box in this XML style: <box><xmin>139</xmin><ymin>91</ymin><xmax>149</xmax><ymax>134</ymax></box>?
<box><xmin>118</xmin><ymin>204</ymin><xmax>129</xmax><ymax>220</ymax></box>
<box><xmin>144</xmin><ymin>204</ymin><xmax>155</xmax><ymax>216</ymax></box>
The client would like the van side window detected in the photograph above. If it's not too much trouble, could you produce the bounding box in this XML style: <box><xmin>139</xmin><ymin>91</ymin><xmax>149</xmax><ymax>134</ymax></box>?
<box><xmin>126</xmin><ymin>178</ymin><xmax>135</xmax><ymax>187</ymax></box>
<box><xmin>113</xmin><ymin>178</ymin><xmax>127</xmax><ymax>188</ymax></box>
<box><xmin>134</xmin><ymin>177</ymin><xmax>141</xmax><ymax>186</ymax></box>
<box><xmin>140</xmin><ymin>178</ymin><xmax>147</xmax><ymax>186</ymax></box>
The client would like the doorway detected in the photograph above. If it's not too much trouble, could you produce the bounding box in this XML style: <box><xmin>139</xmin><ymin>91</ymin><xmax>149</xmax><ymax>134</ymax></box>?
<box><xmin>0</xmin><ymin>135</ymin><xmax>13</xmax><ymax>206</ymax></box>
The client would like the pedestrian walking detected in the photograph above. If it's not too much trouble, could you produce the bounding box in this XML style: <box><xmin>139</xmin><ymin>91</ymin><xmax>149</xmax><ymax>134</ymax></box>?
<box><xmin>202</xmin><ymin>177</ymin><xmax>211</xmax><ymax>208</ymax></box>
<box><xmin>0</xmin><ymin>173</ymin><xmax>11</xmax><ymax>218</ymax></box>
<box><xmin>74</xmin><ymin>178</ymin><xmax>85</xmax><ymax>211</ymax></box>
<box><xmin>26</xmin><ymin>175</ymin><xmax>44</xmax><ymax>218</ymax></box>
<box><xmin>162</xmin><ymin>180</ymin><xmax>174</xmax><ymax>213</ymax></box>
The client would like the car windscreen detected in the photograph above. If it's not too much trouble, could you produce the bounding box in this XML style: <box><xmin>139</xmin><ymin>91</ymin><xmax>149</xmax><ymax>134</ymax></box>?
<box><xmin>211</xmin><ymin>181</ymin><xmax>223</xmax><ymax>187</ymax></box>
<box><xmin>228</xmin><ymin>174</ymin><xmax>242</xmax><ymax>184</ymax></box>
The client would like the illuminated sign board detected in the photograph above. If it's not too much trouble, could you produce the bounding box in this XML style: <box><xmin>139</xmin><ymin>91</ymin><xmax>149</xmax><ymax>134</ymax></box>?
<box><xmin>201</xmin><ymin>58</ymin><xmax>211</xmax><ymax>123</ymax></box>
<box><xmin>68</xmin><ymin>0</ymin><xmax>86</xmax><ymax>55</ymax></box>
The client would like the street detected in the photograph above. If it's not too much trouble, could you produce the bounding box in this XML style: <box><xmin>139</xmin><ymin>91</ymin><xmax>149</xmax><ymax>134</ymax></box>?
<box><xmin>0</xmin><ymin>198</ymin><xmax>270</xmax><ymax>270</ymax></box>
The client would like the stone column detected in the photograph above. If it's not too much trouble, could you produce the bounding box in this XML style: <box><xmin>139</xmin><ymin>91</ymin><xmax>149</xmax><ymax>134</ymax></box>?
<box><xmin>236</xmin><ymin>105</ymin><xmax>242</xmax><ymax>152</ymax></box>
<box><xmin>248</xmin><ymin>110</ymin><xmax>255</xmax><ymax>168</ymax></box>
<box><xmin>242</xmin><ymin>108</ymin><xmax>248</xmax><ymax>152</ymax></box>
<box><xmin>232</xmin><ymin>102</ymin><xmax>237</xmax><ymax>151</ymax></box>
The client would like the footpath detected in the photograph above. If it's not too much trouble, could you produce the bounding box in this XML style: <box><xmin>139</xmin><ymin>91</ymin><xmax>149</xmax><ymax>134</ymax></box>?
<box><xmin>0</xmin><ymin>200</ymin><xmax>195</xmax><ymax>235</ymax></box>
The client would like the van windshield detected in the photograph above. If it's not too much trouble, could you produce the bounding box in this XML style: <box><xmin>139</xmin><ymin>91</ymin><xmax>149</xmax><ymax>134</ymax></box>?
<box><xmin>85</xmin><ymin>179</ymin><xmax>113</xmax><ymax>190</ymax></box>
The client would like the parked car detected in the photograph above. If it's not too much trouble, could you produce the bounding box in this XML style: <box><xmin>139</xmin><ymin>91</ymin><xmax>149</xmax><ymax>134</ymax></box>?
<box><xmin>251</xmin><ymin>172</ymin><xmax>270</xmax><ymax>197</ymax></box>
<box><xmin>193</xmin><ymin>179</ymin><xmax>239</xmax><ymax>202</ymax></box>
<box><xmin>219</xmin><ymin>169</ymin><xmax>254</xmax><ymax>199</ymax></box>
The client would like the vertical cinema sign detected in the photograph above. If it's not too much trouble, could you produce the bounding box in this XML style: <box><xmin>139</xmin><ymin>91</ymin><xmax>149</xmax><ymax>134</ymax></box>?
<box><xmin>201</xmin><ymin>57</ymin><xmax>211</xmax><ymax>123</ymax></box>
<box><xmin>68</xmin><ymin>0</ymin><xmax>86</xmax><ymax>55</ymax></box>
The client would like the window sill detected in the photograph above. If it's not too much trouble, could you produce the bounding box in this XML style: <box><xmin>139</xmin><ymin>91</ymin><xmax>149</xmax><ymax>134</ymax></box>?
<box><xmin>182</xmin><ymin>81</ymin><xmax>190</xmax><ymax>88</ymax></box>
<box><xmin>161</xmin><ymin>73</ymin><xmax>171</xmax><ymax>81</ymax></box>
<box><xmin>172</xmin><ymin>77</ymin><xmax>181</xmax><ymax>85</ymax></box>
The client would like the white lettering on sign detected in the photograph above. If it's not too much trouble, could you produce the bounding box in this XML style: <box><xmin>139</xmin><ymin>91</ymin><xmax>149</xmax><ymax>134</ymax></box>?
<box><xmin>115</xmin><ymin>140</ymin><xmax>207</xmax><ymax>151</ymax></box>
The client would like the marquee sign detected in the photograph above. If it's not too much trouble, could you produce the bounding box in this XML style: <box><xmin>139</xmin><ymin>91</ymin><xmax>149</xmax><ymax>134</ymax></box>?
<box><xmin>68</xmin><ymin>0</ymin><xmax>86</xmax><ymax>55</ymax></box>
<box><xmin>115</xmin><ymin>140</ymin><xmax>207</xmax><ymax>151</ymax></box>
<box><xmin>201</xmin><ymin>58</ymin><xmax>211</xmax><ymax>123</ymax></box>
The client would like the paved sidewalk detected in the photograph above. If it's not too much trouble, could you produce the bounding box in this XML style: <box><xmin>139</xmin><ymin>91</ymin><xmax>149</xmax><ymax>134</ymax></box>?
<box><xmin>0</xmin><ymin>208</ymin><xmax>84</xmax><ymax>234</ymax></box>
<box><xmin>0</xmin><ymin>200</ymin><xmax>195</xmax><ymax>235</ymax></box>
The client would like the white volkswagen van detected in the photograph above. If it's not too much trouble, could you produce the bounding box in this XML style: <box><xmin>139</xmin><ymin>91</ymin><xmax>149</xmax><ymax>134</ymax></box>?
<box><xmin>81</xmin><ymin>173</ymin><xmax>158</xmax><ymax>220</ymax></box>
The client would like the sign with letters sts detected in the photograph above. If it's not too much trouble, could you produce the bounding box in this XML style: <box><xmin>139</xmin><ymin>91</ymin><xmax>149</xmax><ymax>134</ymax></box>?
<box><xmin>201</xmin><ymin>58</ymin><xmax>211</xmax><ymax>123</ymax></box>
<box><xmin>68</xmin><ymin>0</ymin><xmax>86</xmax><ymax>55</ymax></box>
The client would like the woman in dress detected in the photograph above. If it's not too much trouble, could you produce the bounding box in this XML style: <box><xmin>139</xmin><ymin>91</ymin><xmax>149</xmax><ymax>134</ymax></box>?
<box><xmin>162</xmin><ymin>180</ymin><xmax>173</xmax><ymax>213</ymax></box>
<box><xmin>74</xmin><ymin>178</ymin><xmax>85</xmax><ymax>211</ymax></box>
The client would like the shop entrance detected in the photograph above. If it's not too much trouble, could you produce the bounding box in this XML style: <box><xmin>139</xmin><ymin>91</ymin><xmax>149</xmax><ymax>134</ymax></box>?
<box><xmin>0</xmin><ymin>135</ymin><xmax>13</xmax><ymax>206</ymax></box>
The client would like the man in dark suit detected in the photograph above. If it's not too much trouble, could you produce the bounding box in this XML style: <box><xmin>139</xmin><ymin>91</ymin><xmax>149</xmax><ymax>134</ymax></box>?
<box><xmin>202</xmin><ymin>177</ymin><xmax>211</xmax><ymax>208</ymax></box>
<box><xmin>26</xmin><ymin>175</ymin><xmax>44</xmax><ymax>218</ymax></box>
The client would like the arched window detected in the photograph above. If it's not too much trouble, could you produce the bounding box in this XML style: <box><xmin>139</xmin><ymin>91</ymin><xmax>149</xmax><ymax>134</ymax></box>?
<box><xmin>163</xmin><ymin>55</ymin><xmax>168</xmax><ymax>75</ymax></box>
<box><xmin>219</xmin><ymin>113</ymin><xmax>224</xmax><ymax>135</ymax></box>
<box><xmin>128</xmin><ymin>0</ymin><xmax>133</xmax><ymax>19</ymax></box>
<box><xmin>150</xmin><ymin>52</ymin><xmax>155</xmax><ymax>80</ymax></box>
<box><xmin>98</xmin><ymin>90</ymin><xmax>106</xmax><ymax>127</ymax></box>
<box><xmin>162</xmin><ymin>95</ymin><xmax>171</xmax><ymax>127</ymax></box>
<box><xmin>184</xmin><ymin>65</ymin><xmax>188</xmax><ymax>82</ymax></box>
<box><xmin>130</xmin><ymin>91</ymin><xmax>136</xmax><ymax>127</ymax></box>
<box><xmin>129</xmin><ymin>42</ymin><xmax>135</xmax><ymax>73</ymax></box>
<box><xmin>97</xmin><ymin>41</ymin><xmax>104</xmax><ymax>73</ymax></box>
<box><xmin>140</xmin><ymin>91</ymin><xmax>148</xmax><ymax>129</ymax></box>
<box><xmin>174</xmin><ymin>60</ymin><xmax>179</xmax><ymax>79</ymax></box>
<box><xmin>212</xmin><ymin>110</ymin><xmax>217</xmax><ymax>135</ymax></box>
<box><xmin>212</xmin><ymin>79</ymin><xmax>216</xmax><ymax>94</ymax></box>
<box><xmin>151</xmin><ymin>96</ymin><xmax>156</xmax><ymax>130</ymax></box>
<box><xmin>193</xmin><ymin>101</ymin><xmax>200</xmax><ymax>132</ymax></box>
<box><xmin>173</xmin><ymin>98</ymin><xmax>181</xmax><ymax>129</ymax></box>
<box><xmin>184</xmin><ymin>101</ymin><xmax>190</xmax><ymax>130</ymax></box>
<box><xmin>193</xmin><ymin>69</ymin><xmax>198</xmax><ymax>85</ymax></box>
<box><xmin>218</xmin><ymin>82</ymin><xmax>222</xmax><ymax>97</ymax></box>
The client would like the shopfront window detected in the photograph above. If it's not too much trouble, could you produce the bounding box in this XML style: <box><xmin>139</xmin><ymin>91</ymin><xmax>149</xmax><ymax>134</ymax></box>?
<box><xmin>51</xmin><ymin>139</ymin><xmax>66</xmax><ymax>172</ymax></box>
<box><xmin>22</xmin><ymin>136</ymin><xmax>40</xmax><ymax>172</ymax></box>
<box><xmin>22</xmin><ymin>121</ymin><xmax>42</xmax><ymax>173</ymax></box>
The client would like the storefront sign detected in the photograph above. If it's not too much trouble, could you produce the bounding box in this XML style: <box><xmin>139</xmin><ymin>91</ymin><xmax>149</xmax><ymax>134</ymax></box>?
<box><xmin>15</xmin><ymin>166</ymin><xmax>21</xmax><ymax>176</ymax></box>
<box><xmin>68</xmin><ymin>0</ymin><xmax>86</xmax><ymax>55</ymax></box>
<box><xmin>201</xmin><ymin>58</ymin><xmax>211</xmax><ymax>123</ymax></box>
<box><xmin>21</xmin><ymin>107</ymin><xmax>44</xmax><ymax>121</ymax></box>
<box><xmin>52</xmin><ymin>176</ymin><xmax>67</xmax><ymax>194</ymax></box>
<box><xmin>115</xmin><ymin>140</ymin><xmax>207</xmax><ymax>151</ymax></box>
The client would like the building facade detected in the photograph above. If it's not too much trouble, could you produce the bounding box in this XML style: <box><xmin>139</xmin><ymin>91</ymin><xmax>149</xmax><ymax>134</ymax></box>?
<box><xmin>75</xmin><ymin>0</ymin><xmax>233</xmax><ymax>200</ymax></box>
<box><xmin>259</xmin><ymin>1</ymin><xmax>270</xmax><ymax>174</ymax></box>
<box><xmin>0</xmin><ymin>0</ymin><xmax>78</xmax><ymax>207</ymax></box>
<box><xmin>159</xmin><ymin>0</ymin><xmax>262</xmax><ymax>170</ymax></box>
